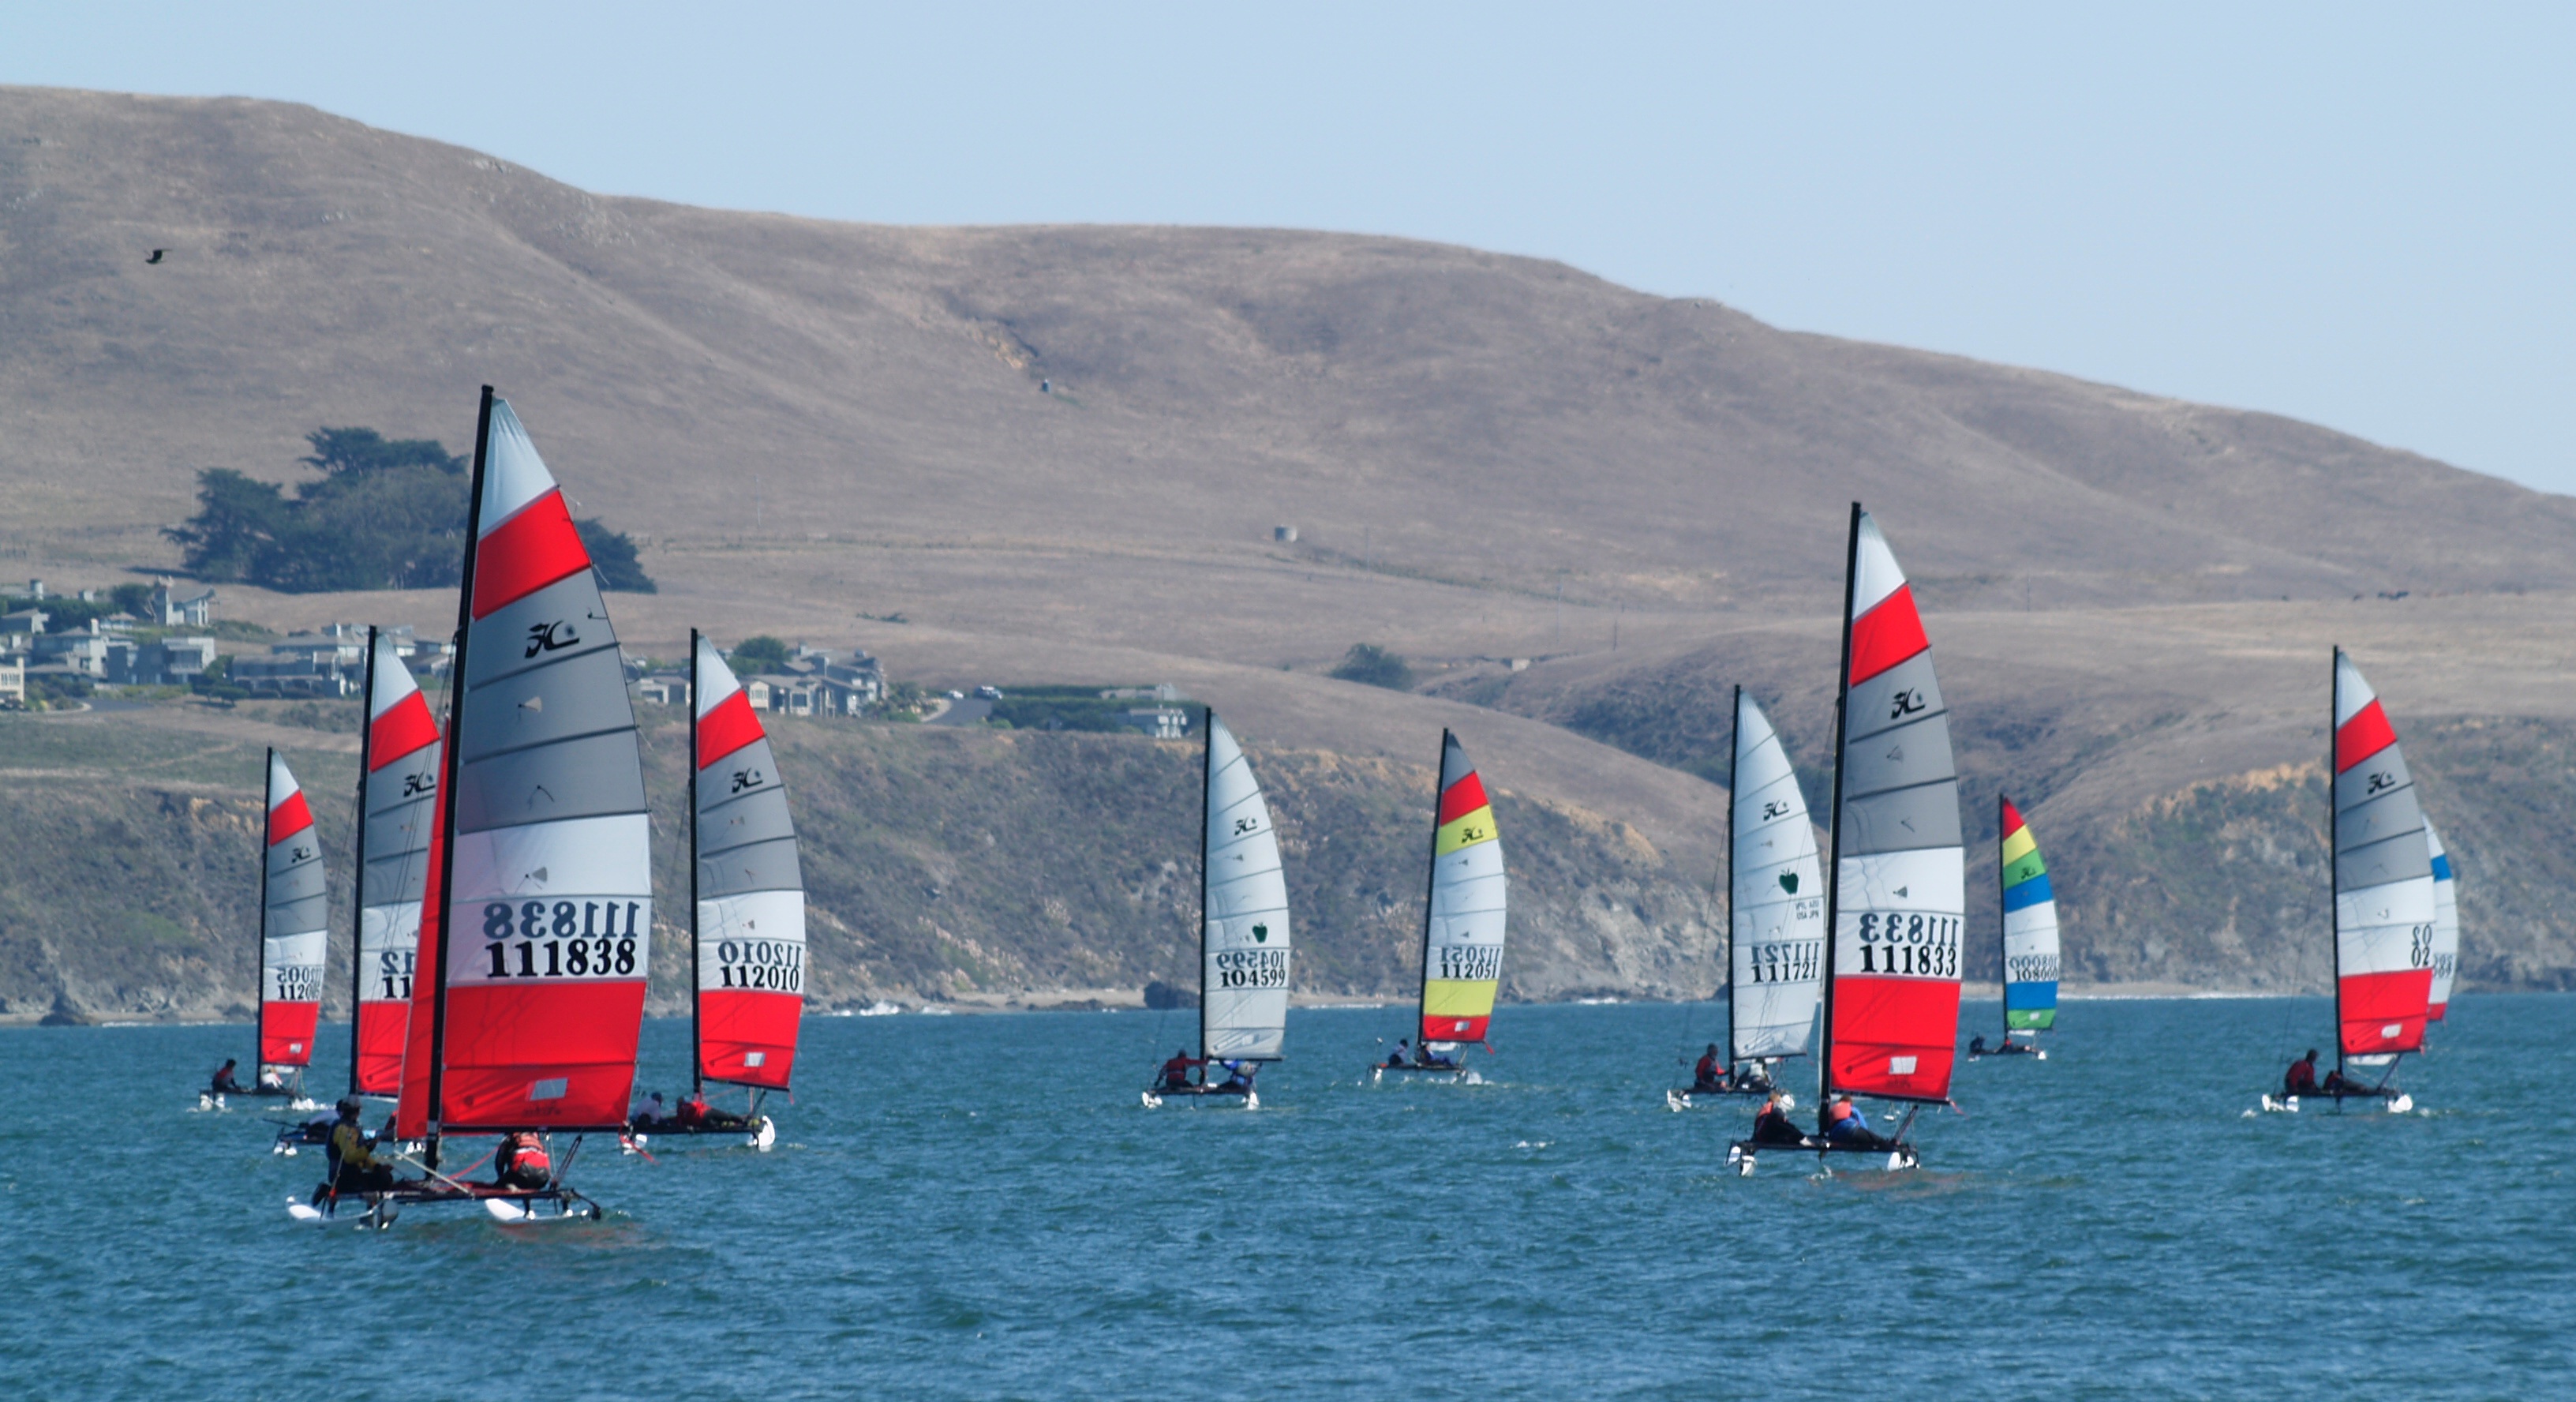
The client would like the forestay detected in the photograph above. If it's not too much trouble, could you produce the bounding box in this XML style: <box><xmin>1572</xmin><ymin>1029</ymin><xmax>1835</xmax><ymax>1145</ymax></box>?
<box><xmin>353</xmin><ymin>631</ymin><xmax>440</xmax><ymax>1096</ymax></box>
<box><xmin>2331</xmin><ymin>650</ymin><xmax>2435</xmax><ymax>1060</ymax></box>
<box><xmin>260</xmin><ymin>749</ymin><xmax>326</xmax><ymax>1072</ymax></box>
<box><xmin>694</xmin><ymin>635</ymin><xmax>807</xmax><ymax>1089</ymax></box>
<box><xmin>1728</xmin><ymin>689</ymin><xmax>1823</xmax><ymax>1063</ymax></box>
<box><xmin>1201</xmin><ymin>712</ymin><xmax>1290</xmax><ymax>1059</ymax></box>
<box><xmin>1419</xmin><ymin>732</ymin><xmax>1507</xmax><ymax>1046</ymax></box>
<box><xmin>1999</xmin><ymin>797</ymin><xmax>2060</xmax><ymax>1035</ymax></box>
<box><xmin>2427</xmin><ymin>824</ymin><xmax>2459</xmax><ymax>1022</ymax></box>
<box><xmin>398</xmin><ymin>392</ymin><xmax>653</xmax><ymax>1142</ymax></box>
<box><xmin>1822</xmin><ymin>506</ymin><xmax>1964</xmax><ymax>1104</ymax></box>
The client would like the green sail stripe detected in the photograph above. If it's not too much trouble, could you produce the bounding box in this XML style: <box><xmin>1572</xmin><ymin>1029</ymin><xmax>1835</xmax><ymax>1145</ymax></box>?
<box><xmin>2001</xmin><ymin>851</ymin><xmax>2047</xmax><ymax>887</ymax></box>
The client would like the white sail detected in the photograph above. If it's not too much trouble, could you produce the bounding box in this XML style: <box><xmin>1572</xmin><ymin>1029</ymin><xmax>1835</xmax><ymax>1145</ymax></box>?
<box><xmin>1202</xmin><ymin>713</ymin><xmax>1290</xmax><ymax>1059</ymax></box>
<box><xmin>1728</xmin><ymin>689</ymin><xmax>1823</xmax><ymax>1062</ymax></box>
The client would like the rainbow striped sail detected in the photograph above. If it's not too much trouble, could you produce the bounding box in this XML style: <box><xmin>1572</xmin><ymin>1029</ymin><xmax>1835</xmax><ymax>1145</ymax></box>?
<box><xmin>1418</xmin><ymin>732</ymin><xmax>1506</xmax><ymax>1047</ymax></box>
<box><xmin>1998</xmin><ymin>796</ymin><xmax>2059</xmax><ymax>1035</ymax></box>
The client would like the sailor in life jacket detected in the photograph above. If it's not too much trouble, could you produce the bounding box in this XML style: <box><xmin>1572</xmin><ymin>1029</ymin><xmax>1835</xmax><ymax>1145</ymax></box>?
<box><xmin>495</xmin><ymin>1131</ymin><xmax>552</xmax><ymax>1190</ymax></box>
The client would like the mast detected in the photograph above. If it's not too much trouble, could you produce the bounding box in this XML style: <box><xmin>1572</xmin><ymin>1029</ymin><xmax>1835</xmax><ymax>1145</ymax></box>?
<box><xmin>690</xmin><ymin>628</ymin><xmax>702</xmax><ymax>1096</ymax></box>
<box><xmin>1998</xmin><ymin>793</ymin><xmax>2008</xmax><ymax>1041</ymax></box>
<box><xmin>2329</xmin><ymin>645</ymin><xmax>2342</xmax><ymax>1080</ymax></box>
<box><xmin>1724</xmin><ymin>686</ymin><xmax>1740</xmax><ymax>1066</ymax></box>
<box><xmin>1414</xmin><ymin>729</ymin><xmax>1451</xmax><ymax>1037</ymax></box>
<box><xmin>423</xmin><ymin>384</ymin><xmax>496</xmax><ymax>1168</ymax></box>
<box><xmin>347</xmin><ymin>627</ymin><xmax>379</xmax><ymax>1096</ymax></box>
<box><xmin>1198</xmin><ymin>706</ymin><xmax>1213</xmax><ymax>1059</ymax></box>
<box><xmin>256</xmin><ymin>745</ymin><xmax>274</xmax><ymax>1075</ymax></box>
<box><xmin>1816</xmin><ymin>503</ymin><xmax>1862</xmax><ymax>1123</ymax></box>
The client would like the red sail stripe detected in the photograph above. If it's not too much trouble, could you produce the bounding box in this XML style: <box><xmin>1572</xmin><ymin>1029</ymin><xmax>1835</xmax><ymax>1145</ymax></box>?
<box><xmin>2338</xmin><ymin>967</ymin><xmax>2432</xmax><ymax>1056</ymax></box>
<box><xmin>267</xmin><ymin>790</ymin><xmax>313</xmax><ymax>845</ymax></box>
<box><xmin>1999</xmin><ymin>797</ymin><xmax>2027</xmax><ymax>838</ymax></box>
<box><xmin>260</xmin><ymin>999</ymin><xmax>320</xmax><ymax>1067</ymax></box>
<box><xmin>470</xmin><ymin>489</ymin><xmax>593</xmax><ymax>620</ymax></box>
<box><xmin>2334</xmin><ymin>699</ymin><xmax>2398</xmax><ymax>774</ymax></box>
<box><xmin>395</xmin><ymin>781</ymin><xmax>448</xmax><ymax>1139</ymax></box>
<box><xmin>432</xmin><ymin>982</ymin><xmax>648</xmax><ymax>1130</ymax></box>
<box><xmin>697</xmin><ymin>689</ymin><xmax>768</xmax><ymax>769</ymax></box>
<box><xmin>351</xmin><ymin>1001</ymin><xmax>409</xmax><ymax>1096</ymax></box>
<box><xmin>1826</xmin><ymin>975</ymin><xmax>1960</xmax><ymax>1100</ymax></box>
<box><xmin>368</xmin><ymin>691</ymin><xmax>441</xmax><ymax>770</ymax></box>
<box><xmin>2426</xmin><ymin>1001</ymin><xmax>2449</xmax><ymax>1023</ymax></box>
<box><xmin>1421</xmin><ymin>1012</ymin><xmax>1490</xmax><ymax>1044</ymax></box>
<box><xmin>1436</xmin><ymin>770</ymin><xmax>1491</xmax><ymax>826</ymax></box>
<box><xmin>698</xmin><ymin>989</ymin><xmax>803</xmax><ymax>1089</ymax></box>
<box><xmin>1848</xmin><ymin>584</ymin><xmax>1929</xmax><ymax>685</ymax></box>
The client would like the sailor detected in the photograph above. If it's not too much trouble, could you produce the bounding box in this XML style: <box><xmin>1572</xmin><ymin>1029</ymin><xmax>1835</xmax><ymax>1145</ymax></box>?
<box><xmin>1750</xmin><ymin>1090</ymin><xmax>1808</xmax><ymax>1146</ymax></box>
<box><xmin>2320</xmin><ymin>1064</ymin><xmax>2368</xmax><ymax>1097</ymax></box>
<box><xmin>631</xmin><ymin>1091</ymin><xmax>667</xmax><ymax>1129</ymax></box>
<box><xmin>1692</xmin><ymin>1044</ymin><xmax>1728</xmax><ymax>1094</ymax></box>
<box><xmin>326</xmin><ymin>1097</ymin><xmax>398</xmax><ymax>1195</ymax></box>
<box><xmin>1218</xmin><ymin>1059</ymin><xmax>1256</xmax><ymax>1093</ymax></box>
<box><xmin>1968</xmin><ymin>1034</ymin><xmax>1989</xmax><ymax>1058</ymax></box>
<box><xmin>2283</xmin><ymin>1049</ymin><xmax>2321</xmax><ymax>1098</ymax></box>
<box><xmin>1384</xmin><ymin>1039</ymin><xmax>1411</xmax><ymax>1069</ymax></box>
<box><xmin>495</xmin><ymin>1131</ymin><xmax>552</xmax><ymax>1190</ymax></box>
<box><xmin>1823</xmin><ymin>1095</ymin><xmax>1894</xmax><ymax>1150</ymax></box>
<box><xmin>209</xmin><ymin>1059</ymin><xmax>245</xmax><ymax>1096</ymax></box>
<box><xmin>1157</xmin><ymin>1049</ymin><xmax>1202</xmax><ymax>1091</ymax></box>
<box><xmin>678</xmin><ymin>1089</ymin><xmax>709</xmax><ymax>1126</ymax></box>
<box><xmin>256</xmin><ymin>1066</ymin><xmax>289</xmax><ymax>1093</ymax></box>
<box><xmin>1415</xmin><ymin>1042</ymin><xmax>1458</xmax><ymax>1070</ymax></box>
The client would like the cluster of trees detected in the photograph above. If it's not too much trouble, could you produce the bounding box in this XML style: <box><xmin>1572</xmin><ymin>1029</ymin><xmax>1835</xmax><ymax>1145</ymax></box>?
<box><xmin>1330</xmin><ymin>643</ymin><xmax>1413</xmax><ymax>690</ymax></box>
<box><xmin>164</xmin><ymin>428</ymin><xmax>655</xmax><ymax>594</ymax></box>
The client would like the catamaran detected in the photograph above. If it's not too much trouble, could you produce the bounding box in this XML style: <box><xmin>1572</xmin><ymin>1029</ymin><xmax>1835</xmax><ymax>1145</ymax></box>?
<box><xmin>293</xmin><ymin>388</ymin><xmax>650</xmax><ymax>1226</ymax></box>
<box><xmin>1144</xmin><ymin>710</ymin><xmax>1287</xmax><ymax>1108</ymax></box>
<box><xmin>2426</xmin><ymin>823</ymin><xmax>2459</xmax><ymax>1026</ymax></box>
<box><xmin>2262</xmin><ymin>650</ymin><xmax>2432</xmax><ymax>1114</ymax></box>
<box><xmin>1669</xmin><ymin>688</ymin><xmax>1822</xmax><ymax>1110</ymax></box>
<box><xmin>212</xmin><ymin>751</ymin><xmax>327</xmax><ymax>1109</ymax></box>
<box><xmin>1732</xmin><ymin>505</ymin><xmax>1962</xmax><ymax>1175</ymax></box>
<box><xmin>627</xmin><ymin>632</ymin><xmax>804</xmax><ymax>1149</ymax></box>
<box><xmin>1973</xmin><ymin>795</ymin><xmax>2057</xmax><ymax>1059</ymax></box>
<box><xmin>1374</xmin><ymin>731</ymin><xmax>1504</xmax><ymax>1084</ymax></box>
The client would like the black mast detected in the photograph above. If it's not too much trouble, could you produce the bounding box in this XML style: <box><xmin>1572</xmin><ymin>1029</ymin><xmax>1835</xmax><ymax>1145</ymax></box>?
<box><xmin>1198</xmin><ymin>707</ymin><xmax>1213</xmax><ymax>1061</ymax></box>
<box><xmin>256</xmin><ymin>745</ymin><xmax>273</xmax><ymax>1079</ymax></box>
<box><xmin>1816</xmin><ymin>502</ymin><xmax>1862</xmax><ymax>1130</ymax></box>
<box><xmin>1998</xmin><ymin>792</ymin><xmax>2009</xmax><ymax>1044</ymax></box>
<box><xmin>1723</xmin><ymin>686</ymin><xmax>1740</xmax><ymax>1070</ymax></box>
<box><xmin>689</xmin><ymin>629</ymin><xmax>703</xmax><ymax>1097</ymax></box>
<box><xmin>423</xmin><ymin>385</ymin><xmax>495</xmax><ymax>1170</ymax></box>
<box><xmin>1413</xmin><ymin>730</ymin><xmax>1452</xmax><ymax>1046</ymax></box>
<box><xmin>2329</xmin><ymin>646</ymin><xmax>2343</xmax><ymax>1081</ymax></box>
<box><xmin>347</xmin><ymin>627</ymin><xmax>379</xmax><ymax>1096</ymax></box>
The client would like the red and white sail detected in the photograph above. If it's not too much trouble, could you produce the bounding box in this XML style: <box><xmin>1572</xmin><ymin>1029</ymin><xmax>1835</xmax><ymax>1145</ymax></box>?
<box><xmin>1822</xmin><ymin>507</ymin><xmax>1964</xmax><ymax>1104</ymax></box>
<box><xmin>2331</xmin><ymin>651</ymin><xmax>2434</xmax><ymax>1059</ymax></box>
<box><xmin>694</xmin><ymin>635</ymin><xmax>806</xmax><ymax>1090</ymax></box>
<box><xmin>352</xmin><ymin>631</ymin><xmax>440</xmax><ymax>1096</ymax></box>
<box><xmin>259</xmin><ymin>749</ymin><xmax>326</xmax><ymax>1071</ymax></box>
<box><xmin>2426</xmin><ymin>823</ymin><xmax>2460</xmax><ymax>1022</ymax></box>
<box><xmin>398</xmin><ymin>395</ymin><xmax>653</xmax><ymax>1139</ymax></box>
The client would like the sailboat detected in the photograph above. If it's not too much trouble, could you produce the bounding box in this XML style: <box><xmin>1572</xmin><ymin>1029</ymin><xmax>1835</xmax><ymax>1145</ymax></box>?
<box><xmin>1974</xmin><ymin>795</ymin><xmax>2057</xmax><ymax>1059</ymax></box>
<box><xmin>296</xmin><ymin>388</ymin><xmax>648</xmax><ymax>1226</ymax></box>
<box><xmin>1732</xmin><ymin>505</ymin><xmax>1961</xmax><ymax>1175</ymax></box>
<box><xmin>2262</xmin><ymin>650</ymin><xmax>2431</xmax><ymax>1113</ymax></box>
<box><xmin>628</xmin><ymin>632</ymin><xmax>803</xmax><ymax>1149</ymax></box>
<box><xmin>1669</xmin><ymin>688</ymin><xmax>1822</xmax><ymax>1110</ymax></box>
<box><xmin>1374</xmin><ymin>731</ymin><xmax>1503</xmax><ymax>1084</ymax></box>
<box><xmin>2425</xmin><ymin>823</ymin><xmax>2459</xmax><ymax>1025</ymax></box>
<box><xmin>218</xmin><ymin>750</ymin><xmax>328</xmax><ymax>1109</ymax></box>
<box><xmin>350</xmin><ymin>628</ymin><xmax>441</xmax><ymax>1099</ymax></box>
<box><xmin>1144</xmin><ymin>710</ymin><xmax>1287</xmax><ymax>1108</ymax></box>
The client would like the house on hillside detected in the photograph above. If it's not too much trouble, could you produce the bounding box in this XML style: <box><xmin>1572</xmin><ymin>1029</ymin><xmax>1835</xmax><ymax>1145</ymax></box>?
<box><xmin>745</xmin><ymin>674</ymin><xmax>822</xmax><ymax>718</ymax></box>
<box><xmin>147</xmin><ymin>579</ymin><xmax>217</xmax><ymax>628</ymax></box>
<box><xmin>0</xmin><ymin>655</ymin><xmax>24</xmax><ymax>709</ymax></box>
<box><xmin>110</xmin><ymin>635</ymin><xmax>217</xmax><ymax>688</ymax></box>
<box><xmin>779</xmin><ymin>645</ymin><xmax>884</xmax><ymax>716</ymax></box>
<box><xmin>636</xmin><ymin>673</ymin><xmax>689</xmax><ymax>707</ymax></box>
<box><xmin>31</xmin><ymin>622</ymin><xmax>112</xmax><ymax>677</ymax></box>
<box><xmin>1</xmin><ymin>606</ymin><xmax>48</xmax><ymax>638</ymax></box>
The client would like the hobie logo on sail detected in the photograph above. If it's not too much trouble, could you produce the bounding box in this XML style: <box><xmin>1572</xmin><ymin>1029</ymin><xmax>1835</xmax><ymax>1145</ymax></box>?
<box><xmin>1252</xmin><ymin>922</ymin><xmax>1269</xmax><ymax>943</ymax></box>
<box><xmin>1777</xmin><ymin>872</ymin><xmax>1799</xmax><ymax>894</ymax></box>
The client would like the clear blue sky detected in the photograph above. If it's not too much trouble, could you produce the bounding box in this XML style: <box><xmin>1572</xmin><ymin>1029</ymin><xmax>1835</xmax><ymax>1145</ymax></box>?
<box><xmin>9</xmin><ymin>4</ymin><xmax>2572</xmax><ymax>493</ymax></box>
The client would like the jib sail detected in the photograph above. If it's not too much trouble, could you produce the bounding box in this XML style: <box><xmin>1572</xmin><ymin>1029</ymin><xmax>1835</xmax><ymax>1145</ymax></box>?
<box><xmin>692</xmin><ymin>632</ymin><xmax>807</xmax><ymax>1091</ymax></box>
<box><xmin>260</xmin><ymin>748</ymin><xmax>326</xmax><ymax>1072</ymax></box>
<box><xmin>1728</xmin><ymin>688</ymin><xmax>1823</xmax><ymax>1063</ymax></box>
<box><xmin>2426</xmin><ymin>823</ymin><xmax>2459</xmax><ymax>1023</ymax></box>
<box><xmin>350</xmin><ymin>628</ymin><xmax>440</xmax><ymax>1096</ymax></box>
<box><xmin>1419</xmin><ymin>731</ymin><xmax>1506</xmax><ymax>1046</ymax></box>
<box><xmin>1819</xmin><ymin>505</ymin><xmax>1964</xmax><ymax>1104</ymax></box>
<box><xmin>1201</xmin><ymin>711</ymin><xmax>1290</xmax><ymax>1060</ymax></box>
<box><xmin>2332</xmin><ymin>650</ymin><xmax>2434</xmax><ymax>1060</ymax></box>
<box><xmin>398</xmin><ymin>390</ymin><xmax>653</xmax><ymax>1145</ymax></box>
<box><xmin>1998</xmin><ymin>796</ymin><xmax>2060</xmax><ymax>1035</ymax></box>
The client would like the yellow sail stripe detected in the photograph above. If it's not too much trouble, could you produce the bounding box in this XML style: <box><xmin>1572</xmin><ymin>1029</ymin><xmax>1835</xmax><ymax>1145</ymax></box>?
<box><xmin>1423</xmin><ymin>978</ymin><xmax>1498</xmax><ymax>1019</ymax></box>
<box><xmin>1436</xmin><ymin>805</ymin><xmax>1497</xmax><ymax>857</ymax></box>
<box><xmin>2000</xmin><ymin>826</ymin><xmax>2038</xmax><ymax>866</ymax></box>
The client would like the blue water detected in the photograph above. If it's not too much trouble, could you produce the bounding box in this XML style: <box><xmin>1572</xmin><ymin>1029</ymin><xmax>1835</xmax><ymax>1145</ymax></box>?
<box><xmin>6</xmin><ymin>996</ymin><xmax>2570</xmax><ymax>1400</ymax></box>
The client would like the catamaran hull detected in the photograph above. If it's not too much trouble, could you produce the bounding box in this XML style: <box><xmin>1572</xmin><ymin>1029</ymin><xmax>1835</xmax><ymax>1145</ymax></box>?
<box><xmin>1665</xmin><ymin>1087</ymin><xmax>1790</xmax><ymax>1111</ymax></box>
<box><xmin>1370</xmin><ymin>1063</ymin><xmax>1482</xmax><ymax>1085</ymax></box>
<box><xmin>623</xmin><ymin>1116</ymin><xmax>777</xmax><ymax>1152</ymax></box>
<box><xmin>1724</xmin><ymin>1139</ymin><xmax>1919</xmax><ymax>1177</ymax></box>
<box><xmin>1140</xmin><ymin>1086</ymin><xmax>1258</xmax><ymax>1109</ymax></box>
<box><xmin>2259</xmin><ymin>1092</ymin><xmax>2414</xmax><ymax>1114</ymax></box>
<box><xmin>286</xmin><ymin>1183</ymin><xmax>601</xmax><ymax>1229</ymax></box>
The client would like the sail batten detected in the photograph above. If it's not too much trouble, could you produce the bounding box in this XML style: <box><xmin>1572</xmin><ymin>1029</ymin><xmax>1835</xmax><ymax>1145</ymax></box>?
<box><xmin>1998</xmin><ymin>796</ymin><xmax>2060</xmax><ymax>1036</ymax></box>
<box><xmin>1728</xmin><ymin>689</ymin><xmax>1823</xmax><ymax>1063</ymax></box>
<box><xmin>693</xmin><ymin>634</ymin><xmax>807</xmax><ymax>1089</ymax></box>
<box><xmin>259</xmin><ymin>750</ymin><xmax>325</xmax><ymax>1072</ymax></box>
<box><xmin>2331</xmin><ymin>651</ymin><xmax>2435</xmax><ymax>1059</ymax></box>
<box><xmin>397</xmin><ymin>392</ymin><xmax>651</xmax><ymax>1143</ymax></box>
<box><xmin>1419</xmin><ymin>732</ymin><xmax>1505</xmax><ymax>1046</ymax></box>
<box><xmin>1821</xmin><ymin>506</ymin><xmax>1964</xmax><ymax>1104</ymax></box>
<box><xmin>351</xmin><ymin>631</ymin><xmax>440</xmax><ymax>1095</ymax></box>
<box><xmin>1200</xmin><ymin>712</ymin><xmax>1290</xmax><ymax>1059</ymax></box>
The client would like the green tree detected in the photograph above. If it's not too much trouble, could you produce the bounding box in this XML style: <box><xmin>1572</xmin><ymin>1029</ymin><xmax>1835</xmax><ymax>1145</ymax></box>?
<box><xmin>729</xmin><ymin>635</ymin><xmax>792</xmax><ymax>673</ymax></box>
<box><xmin>577</xmin><ymin>519</ymin><xmax>656</xmax><ymax>593</ymax></box>
<box><xmin>1330</xmin><ymin>643</ymin><xmax>1413</xmax><ymax>690</ymax></box>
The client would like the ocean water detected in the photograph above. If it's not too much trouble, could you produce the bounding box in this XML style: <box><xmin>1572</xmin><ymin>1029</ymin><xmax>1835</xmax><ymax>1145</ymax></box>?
<box><xmin>6</xmin><ymin>995</ymin><xmax>2570</xmax><ymax>1400</ymax></box>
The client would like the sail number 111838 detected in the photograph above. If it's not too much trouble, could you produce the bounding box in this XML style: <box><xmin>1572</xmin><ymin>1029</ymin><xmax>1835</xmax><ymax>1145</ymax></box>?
<box><xmin>477</xmin><ymin>899</ymin><xmax>645</xmax><ymax>980</ymax></box>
